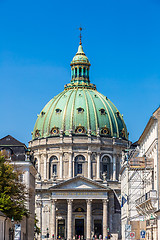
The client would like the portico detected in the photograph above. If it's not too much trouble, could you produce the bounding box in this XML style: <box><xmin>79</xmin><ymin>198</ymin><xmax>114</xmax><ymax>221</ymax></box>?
<box><xmin>37</xmin><ymin>176</ymin><xmax>109</xmax><ymax>240</ymax></box>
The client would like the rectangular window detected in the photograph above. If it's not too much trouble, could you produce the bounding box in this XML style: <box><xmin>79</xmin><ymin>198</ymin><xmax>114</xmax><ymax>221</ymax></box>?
<box><xmin>52</xmin><ymin>164</ymin><xmax>57</xmax><ymax>175</ymax></box>
<box><xmin>77</xmin><ymin>163</ymin><xmax>82</xmax><ymax>174</ymax></box>
<box><xmin>19</xmin><ymin>174</ymin><xmax>23</xmax><ymax>182</ymax></box>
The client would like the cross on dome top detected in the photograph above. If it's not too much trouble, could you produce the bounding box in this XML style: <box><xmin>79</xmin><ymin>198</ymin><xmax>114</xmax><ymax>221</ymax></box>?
<box><xmin>79</xmin><ymin>27</ymin><xmax>82</xmax><ymax>45</ymax></box>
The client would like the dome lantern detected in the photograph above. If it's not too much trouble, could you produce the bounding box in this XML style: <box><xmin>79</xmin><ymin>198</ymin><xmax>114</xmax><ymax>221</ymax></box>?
<box><xmin>64</xmin><ymin>33</ymin><xmax>96</xmax><ymax>90</ymax></box>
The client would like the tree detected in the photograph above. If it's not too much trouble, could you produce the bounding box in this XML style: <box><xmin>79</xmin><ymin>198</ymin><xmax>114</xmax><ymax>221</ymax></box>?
<box><xmin>0</xmin><ymin>154</ymin><xmax>29</xmax><ymax>221</ymax></box>
<box><xmin>34</xmin><ymin>214</ymin><xmax>41</xmax><ymax>235</ymax></box>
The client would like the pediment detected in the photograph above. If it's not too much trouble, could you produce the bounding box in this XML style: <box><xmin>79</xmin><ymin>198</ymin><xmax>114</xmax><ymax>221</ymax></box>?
<box><xmin>50</xmin><ymin>176</ymin><xmax>108</xmax><ymax>190</ymax></box>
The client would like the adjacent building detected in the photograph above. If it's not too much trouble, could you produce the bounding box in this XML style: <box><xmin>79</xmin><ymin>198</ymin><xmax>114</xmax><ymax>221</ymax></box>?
<box><xmin>0</xmin><ymin>135</ymin><xmax>36</xmax><ymax>240</ymax></box>
<box><xmin>29</xmin><ymin>40</ymin><xmax>129</xmax><ymax>240</ymax></box>
<box><xmin>121</xmin><ymin>107</ymin><xmax>160</xmax><ymax>240</ymax></box>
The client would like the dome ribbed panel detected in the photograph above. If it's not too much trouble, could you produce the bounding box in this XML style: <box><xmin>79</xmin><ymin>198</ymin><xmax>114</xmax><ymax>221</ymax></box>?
<box><xmin>90</xmin><ymin>90</ymin><xmax>112</xmax><ymax>134</ymax></box>
<box><xmin>86</xmin><ymin>89</ymin><xmax>98</xmax><ymax>134</ymax></box>
<box><xmin>48</xmin><ymin>91</ymin><xmax>67</xmax><ymax>134</ymax></box>
<box><xmin>32</xmin><ymin>88</ymin><xmax>128</xmax><ymax>140</ymax></box>
<box><xmin>73</xmin><ymin>89</ymin><xmax>88</xmax><ymax>132</ymax></box>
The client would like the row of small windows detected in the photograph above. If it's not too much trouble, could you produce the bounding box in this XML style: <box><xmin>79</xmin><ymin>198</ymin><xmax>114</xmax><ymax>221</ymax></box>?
<box><xmin>72</xmin><ymin>67</ymin><xmax>89</xmax><ymax>78</ymax></box>
<box><xmin>35</xmin><ymin>155</ymin><xmax>120</xmax><ymax>180</ymax></box>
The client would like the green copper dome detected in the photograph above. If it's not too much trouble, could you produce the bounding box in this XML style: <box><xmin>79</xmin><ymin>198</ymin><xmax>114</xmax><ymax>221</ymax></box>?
<box><xmin>32</xmin><ymin>43</ymin><xmax>128</xmax><ymax>140</ymax></box>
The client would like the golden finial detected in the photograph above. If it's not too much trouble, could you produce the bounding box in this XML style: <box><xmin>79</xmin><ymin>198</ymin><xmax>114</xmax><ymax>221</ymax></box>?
<box><xmin>79</xmin><ymin>27</ymin><xmax>82</xmax><ymax>45</ymax></box>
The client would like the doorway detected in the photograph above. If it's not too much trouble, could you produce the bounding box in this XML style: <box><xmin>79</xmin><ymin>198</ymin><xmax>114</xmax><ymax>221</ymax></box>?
<box><xmin>94</xmin><ymin>220</ymin><xmax>102</xmax><ymax>238</ymax></box>
<box><xmin>58</xmin><ymin>219</ymin><xmax>65</xmax><ymax>239</ymax></box>
<box><xmin>75</xmin><ymin>219</ymin><xmax>84</xmax><ymax>238</ymax></box>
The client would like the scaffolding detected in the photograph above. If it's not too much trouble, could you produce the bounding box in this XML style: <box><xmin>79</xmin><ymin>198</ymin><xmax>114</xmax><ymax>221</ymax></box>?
<box><xmin>122</xmin><ymin>147</ymin><xmax>154</xmax><ymax>221</ymax></box>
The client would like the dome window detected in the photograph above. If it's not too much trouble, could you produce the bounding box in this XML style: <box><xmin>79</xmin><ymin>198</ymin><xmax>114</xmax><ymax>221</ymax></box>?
<box><xmin>120</xmin><ymin>128</ymin><xmax>126</xmax><ymax>138</ymax></box>
<box><xmin>99</xmin><ymin>108</ymin><xmax>106</xmax><ymax>115</ymax></box>
<box><xmin>116</xmin><ymin>111</ymin><xmax>120</xmax><ymax>117</ymax></box>
<box><xmin>35</xmin><ymin>129</ymin><xmax>40</xmax><ymax>138</ymax></box>
<box><xmin>41</xmin><ymin>111</ymin><xmax>45</xmax><ymax>116</ymax></box>
<box><xmin>51</xmin><ymin>127</ymin><xmax>59</xmax><ymax>135</ymax></box>
<box><xmin>77</xmin><ymin>107</ymin><xmax>84</xmax><ymax>113</ymax></box>
<box><xmin>79</xmin><ymin>67</ymin><xmax>82</xmax><ymax>77</ymax></box>
<box><xmin>75</xmin><ymin>126</ymin><xmax>85</xmax><ymax>134</ymax></box>
<box><xmin>101</xmin><ymin>126</ymin><xmax>110</xmax><ymax>135</ymax></box>
<box><xmin>55</xmin><ymin>108</ymin><xmax>62</xmax><ymax>113</ymax></box>
<box><xmin>83</xmin><ymin>67</ymin><xmax>86</xmax><ymax>77</ymax></box>
<box><xmin>75</xmin><ymin>68</ymin><xmax>77</xmax><ymax>78</ymax></box>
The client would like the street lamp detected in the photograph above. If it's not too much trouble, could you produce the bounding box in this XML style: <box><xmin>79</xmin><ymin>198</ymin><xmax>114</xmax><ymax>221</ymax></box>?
<box><xmin>150</xmin><ymin>214</ymin><xmax>154</xmax><ymax>240</ymax></box>
<box><xmin>9</xmin><ymin>217</ymin><xmax>14</xmax><ymax>240</ymax></box>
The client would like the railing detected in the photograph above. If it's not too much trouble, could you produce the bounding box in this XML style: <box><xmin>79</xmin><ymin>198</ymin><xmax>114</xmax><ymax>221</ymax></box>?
<box><xmin>135</xmin><ymin>190</ymin><xmax>157</xmax><ymax>205</ymax></box>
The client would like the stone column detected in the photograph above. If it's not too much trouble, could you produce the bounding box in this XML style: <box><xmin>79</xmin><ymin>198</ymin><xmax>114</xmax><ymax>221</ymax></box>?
<box><xmin>67</xmin><ymin>199</ymin><xmax>73</xmax><ymax>240</ymax></box>
<box><xmin>97</xmin><ymin>153</ymin><xmax>101</xmax><ymax>180</ymax></box>
<box><xmin>86</xmin><ymin>199</ymin><xmax>92</xmax><ymax>240</ymax></box>
<box><xmin>113</xmin><ymin>155</ymin><xmax>116</xmax><ymax>181</ymax></box>
<box><xmin>68</xmin><ymin>153</ymin><xmax>72</xmax><ymax>178</ymax></box>
<box><xmin>50</xmin><ymin>200</ymin><xmax>57</xmax><ymax>239</ymax></box>
<box><xmin>77</xmin><ymin>67</ymin><xmax>79</xmax><ymax>77</ymax></box>
<box><xmin>59</xmin><ymin>153</ymin><xmax>63</xmax><ymax>179</ymax></box>
<box><xmin>88</xmin><ymin>152</ymin><xmax>91</xmax><ymax>179</ymax></box>
<box><xmin>103</xmin><ymin>199</ymin><xmax>108</xmax><ymax>240</ymax></box>
<box><xmin>42</xmin><ymin>154</ymin><xmax>47</xmax><ymax>180</ymax></box>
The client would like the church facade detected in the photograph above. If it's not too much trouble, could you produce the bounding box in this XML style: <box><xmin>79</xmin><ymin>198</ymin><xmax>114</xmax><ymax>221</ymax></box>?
<box><xmin>29</xmin><ymin>40</ymin><xmax>129</xmax><ymax>240</ymax></box>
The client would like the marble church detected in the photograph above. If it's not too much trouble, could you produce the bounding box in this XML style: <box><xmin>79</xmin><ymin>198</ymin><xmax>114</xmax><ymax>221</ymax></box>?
<box><xmin>29</xmin><ymin>37</ymin><xmax>129</xmax><ymax>240</ymax></box>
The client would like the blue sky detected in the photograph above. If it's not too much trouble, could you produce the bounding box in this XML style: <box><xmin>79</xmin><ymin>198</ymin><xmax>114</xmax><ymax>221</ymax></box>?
<box><xmin>0</xmin><ymin>0</ymin><xmax>160</xmax><ymax>145</ymax></box>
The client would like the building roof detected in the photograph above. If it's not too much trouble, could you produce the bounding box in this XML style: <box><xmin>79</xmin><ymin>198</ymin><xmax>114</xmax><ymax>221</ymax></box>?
<box><xmin>32</xmin><ymin>43</ymin><xmax>128</xmax><ymax>140</ymax></box>
<box><xmin>0</xmin><ymin>135</ymin><xmax>26</xmax><ymax>147</ymax></box>
<box><xmin>138</xmin><ymin>116</ymin><xmax>157</xmax><ymax>144</ymax></box>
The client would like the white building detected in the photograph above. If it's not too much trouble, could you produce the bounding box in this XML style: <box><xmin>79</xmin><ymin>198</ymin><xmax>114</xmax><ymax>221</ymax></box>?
<box><xmin>29</xmin><ymin>40</ymin><xmax>129</xmax><ymax>240</ymax></box>
<box><xmin>121</xmin><ymin>107</ymin><xmax>160</xmax><ymax>240</ymax></box>
<box><xmin>0</xmin><ymin>135</ymin><xmax>36</xmax><ymax>240</ymax></box>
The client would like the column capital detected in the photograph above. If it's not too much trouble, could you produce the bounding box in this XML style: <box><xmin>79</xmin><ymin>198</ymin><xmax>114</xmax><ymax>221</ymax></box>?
<box><xmin>51</xmin><ymin>199</ymin><xmax>57</xmax><ymax>204</ymax></box>
<box><xmin>67</xmin><ymin>199</ymin><xmax>73</xmax><ymax>205</ymax></box>
<box><xmin>86</xmin><ymin>199</ymin><xmax>92</xmax><ymax>205</ymax></box>
<box><xmin>102</xmin><ymin>198</ymin><xmax>109</xmax><ymax>204</ymax></box>
<box><xmin>36</xmin><ymin>201</ymin><xmax>42</xmax><ymax>208</ymax></box>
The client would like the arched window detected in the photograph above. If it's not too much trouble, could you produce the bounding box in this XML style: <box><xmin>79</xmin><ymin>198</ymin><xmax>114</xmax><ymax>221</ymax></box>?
<box><xmin>34</xmin><ymin>158</ymin><xmax>38</xmax><ymax>171</ymax></box>
<box><xmin>102</xmin><ymin>156</ymin><xmax>112</xmax><ymax>180</ymax></box>
<box><xmin>87</xmin><ymin>68</ymin><xmax>89</xmax><ymax>78</ymax></box>
<box><xmin>83</xmin><ymin>67</ymin><xmax>86</xmax><ymax>77</ymax></box>
<box><xmin>116</xmin><ymin>159</ymin><xmax>120</xmax><ymax>180</ymax></box>
<box><xmin>75</xmin><ymin>68</ymin><xmax>77</xmax><ymax>78</ymax></box>
<box><xmin>72</xmin><ymin>69</ymin><xmax>74</xmax><ymax>79</ymax></box>
<box><xmin>49</xmin><ymin>156</ymin><xmax>58</xmax><ymax>179</ymax></box>
<box><xmin>79</xmin><ymin>67</ymin><xmax>82</xmax><ymax>77</ymax></box>
<box><xmin>75</xmin><ymin>155</ymin><xmax>85</xmax><ymax>176</ymax></box>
